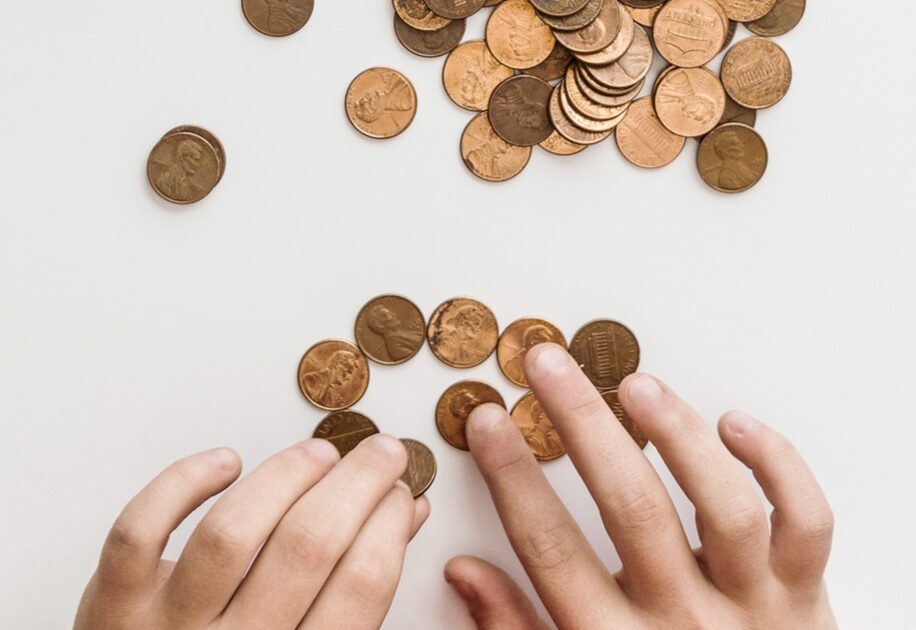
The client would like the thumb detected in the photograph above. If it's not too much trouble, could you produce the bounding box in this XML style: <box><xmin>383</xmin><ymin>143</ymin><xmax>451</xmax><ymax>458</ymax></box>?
<box><xmin>445</xmin><ymin>556</ymin><xmax>551</xmax><ymax>630</ymax></box>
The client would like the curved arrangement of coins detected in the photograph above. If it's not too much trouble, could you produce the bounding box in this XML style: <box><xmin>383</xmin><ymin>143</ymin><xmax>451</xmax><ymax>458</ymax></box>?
<box><xmin>297</xmin><ymin>294</ymin><xmax>648</xmax><ymax>485</ymax></box>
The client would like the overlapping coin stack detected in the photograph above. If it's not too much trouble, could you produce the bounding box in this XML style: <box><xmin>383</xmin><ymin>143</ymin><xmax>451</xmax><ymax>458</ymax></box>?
<box><xmin>147</xmin><ymin>126</ymin><xmax>227</xmax><ymax>205</ymax></box>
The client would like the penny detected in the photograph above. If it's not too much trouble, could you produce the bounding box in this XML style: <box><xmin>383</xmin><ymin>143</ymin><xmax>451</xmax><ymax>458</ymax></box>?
<box><xmin>148</xmin><ymin>131</ymin><xmax>221</xmax><ymax>205</ymax></box>
<box><xmin>524</xmin><ymin>44</ymin><xmax>573</xmax><ymax>82</ymax></box>
<box><xmin>554</xmin><ymin>0</ymin><xmax>622</xmax><ymax>54</ymax></box>
<box><xmin>497</xmin><ymin>318</ymin><xmax>567</xmax><ymax>387</ymax></box>
<box><xmin>616</xmin><ymin>96</ymin><xmax>687</xmax><ymax>168</ymax></box>
<box><xmin>548</xmin><ymin>84</ymin><xmax>614</xmax><ymax>145</ymax></box>
<box><xmin>573</xmin><ymin>4</ymin><xmax>634</xmax><ymax>65</ymax></box>
<box><xmin>721</xmin><ymin>37</ymin><xmax>792</xmax><ymax>110</ymax></box>
<box><xmin>575</xmin><ymin>65</ymin><xmax>644</xmax><ymax>106</ymax></box>
<box><xmin>531</xmin><ymin>0</ymin><xmax>590</xmax><ymax>18</ymax></box>
<box><xmin>510</xmin><ymin>392</ymin><xmax>566</xmax><ymax>461</ymax></box>
<box><xmin>488</xmin><ymin>75</ymin><xmax>555</xmax><ymax>146</ymax></box>
<box><xmin>654</xmin><ymin>66</ymin><xmax>726</xmax><ymax>137</ymax></box>
<box><xmin>242</xmin><ymin>0</ymin><xmax>314</xmax><ymax>37</ymax></box>
<box><xmin>538</xmin><ymin>0</ymin><xmax>604</xmax><ymax>32</ymax></box>
<box><xmin>297</xmin><ymin>339</ymin><xmax>370</xmax><ymax>411</ymax></box>
<box><xmin>539</xmin><ymin>130</ymin><xmax>588</xmax><ymax>155</ymax></box>
<box><xmin>392</xmin><ymin>0</ymin><xmax>452</xmax><ymax>31</ymax></box>
<box><xmin>354</xmin><ymin>294</ymin><xmax>426</xmax><ymax>365</ymax></box>
<box><xmin>583</xmin><ymin>24</ymin><xmax>653</xmax><ymax>90</ymax></box>
<box><xmin>717</xmin><ymin>93</ymin><xmax>757</xmax><ymax>128</ymax></box>
<box><xmin>697</xmin><ymin>122</ymin><xmax>767</xmax><ymax>193</ymax></box>
<box><xmin>747</xmin><ymin>0</ymin><xmax>805</xmax><ymax>37</ymax></box>
<box><xmin>394</xmin><ymin>15</ymin><xmax>466</xmax><ymax>57</ymax></box>
<box><xmin>345</xmin><ymin>67</ymin><xmax>417</xmax><ymax>139</ymax></box>
<box><xmin>601</xmin><ymin>390</ymin><xmax>648</xmax><ymax>449</ymax></box>
<box><xmin>461</xmin><ymin>112</ymin><xmax>533</xmax><ymax>181</ymax></box>
<box><xmin>436</xmin><ymin>380</ymin><xmax>506</xmax><ymax>450</ymax></box>
<box><xmin>312</xmin><ymin>410</ymin><xmax>380</xmax><ymax>456</ymax></box>
<box><xmin>400</xmin><ymin>439</ymin><xmax>437</xmax><ymax>498</ymax></box>
<box><xmin>163</xmin><ymin>126</ymin><xmax>226</xmax><ymax>184</ymax></box>
<box><xmin>427</xmin><ymin>297</ymin><xmax>499</xmax><ymax>367</ymax></box>
<box><xmin>486</xmin><ymin>0</ymin><xmax>557</xmax><ymax>70</ymax></box>
<box><xmin>426</xmin><ymin>0</ymin><xmax>486</xmax><ymax>19</ymax></box>
<box><xmin>653</xmin><ymin>0</ymin><xmax>727</xmax><ymax>68</ymax></box>
<box><xmin>627</xmin><ymin>3</ymin><xmax>663</xmax><ymax>27</ymax></box>
<box><xmin>618</xmin><ymin>0</ymin><xmax>665</xmax><ymax>7</ymax></box>
<box><xmin>718</xmin><ymin>0</ymin><xmax>777</xmax><ymax>22</ymax></box>
<box><xmin>569</xmin><ymin>320</ymin><xmax>640</xmax><ymax>390</ymax></box>
<box><xmin>444</xmin><ymin>41</ymin><xmax>515</xmax><ymax>112</ymax></box>
<box><xmin>559</xmin><ymin>81</ymin><xmax>627</xmax><ymax>132</ymax></box>
<box><xmin>564</xmin><ymin>65</ymin><xmax>630</xmax><ymax>121</ymax></box>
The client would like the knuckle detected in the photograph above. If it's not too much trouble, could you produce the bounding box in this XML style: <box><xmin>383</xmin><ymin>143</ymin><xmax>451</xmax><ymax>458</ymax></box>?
<box><xmin>282</xmin><ymin>521</ymin><xmax>337</xmax><ymax>569</ymax></box>
<box><xmin>567</xmin><ymin>394</ymin><xmax>610</xmax><ymax>421</ymax></box>
<box><xmin>798</xmin><ymin>506</ymin><xmax>835</xmax><ymax>541</ymax></box>
<box><xmin>713</xmin><ymin>497</ymin><xmax>768</xmax><ymax>543</ymax></box>
<box><xmin>614</xmin><ymin>482</ymin><xmax>666</xmax><ymax>531</ymax></box>
<box><xmin>489</xmin><ymin>450</ymin><xmax>531</xmax><ymax>478</ymax></box>
<box><xmin>520</xmin><ymin>522</ymin><xmax>580</xmax><ymax>570</ymax></box>
<box><xmin>343</xmin><ymin>557</ymin><xmax>400</xmax><ymax>597</ymax></box>
<box><xmin>196</xmin><ymin>514</ymin><xmax>249</xmax><ymax>556</ymax></box>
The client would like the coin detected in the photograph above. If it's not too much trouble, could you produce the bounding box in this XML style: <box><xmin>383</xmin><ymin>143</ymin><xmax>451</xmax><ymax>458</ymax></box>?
<box><xmin>147</xmin><ymin>131</ymin><xmax>221</xmax><ymax>205</ymax></box>
<box><xmin>616</xmin><ymin>96</ymin><xmax>687</xmax><ymax>168</ymax></box>
<box><xmin>626</xmin><ymin>3</ymin><xmax>663</xmax><ymax>27</ymax></box>
<box><xmin>312</xmin><ymin>410</ymin><xmax>380</xmax><ymax>456</ymax></box>
<box><xmin>697</xmin><ymin>122</ymin><xmax>767</xmax><ymax>193</ymax></box>
<box><xmin>720</xmin><ymin>37</ymin><xmax>792</xmax><ymax>110</ymax></box>
<box><xmin>538</xmin><ymin>0</ymin><xmax>604</xmax><ymax>32</ymax></box>
<box><xmin>393</xmin><ymin>0</ymin><xmax>452</xmax><ymax>31</ymax></box>
<box><xmin>531</xmin><ymin>0</ymin><xmax>590</xmax><ymax>18</ymax></box>
<box><xmin>718</xmin><ymin>0</ymin><xmax>776</xmax><ymax>22</ymax></box>
<box><xmin>345</xmin><ymin>67</ymin><xmax>417</xmax><ymax>139</ymax></box>
<box><xmin>354</xmin><ymin>294</ymin><xmax>426</xmax><ymax>365</ymax></box>
<box><xmin>554</xmin><ymin>0</ymin><xmax>622</xmax><ymax>54</ymax></box>
<box><xmin>564</xmin><ymin>65</ymin><xmax>630</xmax><ymax>122</ymax></box>
<box><xmin>548</xmin><ymin>84</ymin><xmax>614</xmax><ymax>145</ymax></box>
<box><xmin>582</xmin><ymin>24</ymin><xmax>653</xmax><ymax>90</ymax></box>
<box><xmin>575</xmin><ymin>65</ymin><xmax>644</xmax><ymax>106</ymax></box>
<box><xmin>559</xmin><ymin>81</ymin><xmax>627</xmax><ymax>132</ymax></box>
<box><xmin>436</xmin><ymin>380</ymin><xmax>506</xmax><ymax>450</ymax></box>
<box><xmin>400</xmin><ymin>439</ymin><xmax>437</xmax><ymax>497</ymax></box>
<box><xmin>569</xmin><ymin>320</ymin><xmax>640</xmax><ymax>390</ymax></box>
<box><xmin>242</xmin><ymin>0</ymin><xmax>314</xmax><ymax>36</ymax></box>
<box><xmin>488</xmin><ymin>75</ymin><xmax>555</xmax><ymax>146</ymax></box>
<box><xmin>601</xmin><ymin>390</ymin><xmax>648</xmax><ymax>449</ymax></box>
<box><xmin>427</xmin><ymin>297</ymin><xmax>499</xmax><ymax>367</ymax></box>
<box><xmin>426</xmin><ymin>0</ymin><xmax>486</xmax><ymax>19</ymax></box>
<box><xmin>297</xmin><ymin>339</ymin><xmax>370</xmax><ymax>411</ymax></box>
<box><xmin>163</xmin><ymin>126</ymin><xmax>226</xmax><ymax>184</ymax></box>
<box><xmin>573</xmin><ymin>4</ymin><xmax>634</xmax><ymax>65</ymax></box>
<box><xmin>444</xmin><ymin>40</ymin><xmax>515</xmax><ymax>112</ymax></box>
<box><xmin>394</xmin><ymin>15</ymin><xmax>466</xmax><ymax>57</ymax></box>
<box><xmin>539</xmin><ymin>130</ymin><xmax>588</xmax><ymax>155</ymax></box>
<box><xmin>747</xmin><ymin>0</ymin><xmax>805</xmax><ymax>37</ymax></box>
<box><xmin>486</xmin><ymin>0</ymin><xmax>557</xmax><ymax>70</ymax></box>
<box><xmin>653</xmin><ymin>0</ymin><xmax>726</xmax><ymax>68</ymax></box>
<box><xmin>717</xmin><ymin>93</ymin><xmax>757</xmax><ymax>128</ymax></box>
<box><xmin>510</xmin><ymin>392</ymin><xmax>566</xmax><ymax>461</ymax></box>
<box><xmin>460</xmin><ymin>112</ymin><xmax>533</xmax><ymax>181</ymax></box>
<box><xmin>654</xmin><ymin>66</ymin><xmax>726</xmax><ymax>137</ymax></box>
<box><xmin>497</xmin><ymin>318</ymin><xmax>567</xmax><ymax>387</ymax></box>
<box><xmin>524</xmin><ymin>44</ymin><xmax>574</xmax><ymax>82</ymax></box>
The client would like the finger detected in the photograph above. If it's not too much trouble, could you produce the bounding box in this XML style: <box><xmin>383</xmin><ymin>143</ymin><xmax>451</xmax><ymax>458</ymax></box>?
<box><xmin>299</xmin><ymin>484</ymin><xmax>416</xmax><ymax>630</ymax></box>
<box><xmin>719</xmin><ymin>412</ymin><xmax>834</xmax><ymax>586</ymax></box>
<box><xmin>97</xmin><ymin>448</ymin><xmax>241</xmax><ymax>593</ymax></box>
<box><xmin>445</xmin><ymin>556</ymin><xmax>551</xmax><ymax>630</ymax></box>
<box><xmin>524</xmin><ymin>344</ymin><xmax>700</xmax><ymax>599</ymax></box>
<box><xmin>619</xmin><ymin>374</ymin><xmax>770</xmax><ymax>590</ymax></box>
<box><xmin>160</xmin><ymin>439</ymin><xmax>339</xmax><ymax>624</ymax></box>
<box><xmin>410</xmin><ymin>496</ymin><xmax>431</xmax><ymax>539</ymax></box>
<box><xmin>224</xmin><ymin>434</ymin><xmax>408</xmax><ymax>628</ymax></box>
<box><xmin>466</xmin><ymin>403</ymin><xmax>624</xmax><ymax>628</ymax></box>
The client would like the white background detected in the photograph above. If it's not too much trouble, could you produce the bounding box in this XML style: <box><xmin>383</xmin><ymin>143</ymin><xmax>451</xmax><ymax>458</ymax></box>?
<box><xmin>1</xmin><ymin>0</ymin><xmax>914</xmax><ymax>628</ymax></box>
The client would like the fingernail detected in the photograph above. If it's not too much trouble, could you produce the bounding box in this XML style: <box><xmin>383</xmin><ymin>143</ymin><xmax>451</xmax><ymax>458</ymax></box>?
<box><xmin>725</xmin><ymin>411</ymin><xmax>758</xmax><ymax>436</ymax></box>
<box><xmin>530</xmin><ymin>343</ymin><xmax>569</xmax><ymax>376</ymax></box>
<box><xmin>211</xmin><ymin>448</ymin><xmax>239</xmax><ymax>472</ymax></box>
<box><xmin>628</xmin><ymin>374</ymin><xmax>663</xmax><ymax>404</ymax></box>
<box><xmin>303</xmin><ymin>438</ymin><xmax>340</xmax><ymax>463</ymax></box>
<box><xmin>447</xmin><ymin>579</ymin><xmax>478</xmax><ymax>603</ymax></box>
<box><xmin>368</xmin><ymin>434</ymin><xmax>407</xmax><ymax>458</ymax></box>
<box><xmin>469</xmin><ymin>404</ymin><xmax>505</xmax><ymax>434</ymax></box>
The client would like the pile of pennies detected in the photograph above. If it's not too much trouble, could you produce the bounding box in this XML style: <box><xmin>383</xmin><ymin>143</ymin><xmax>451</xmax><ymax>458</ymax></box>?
<box><xmin>147</xmin><ymin>126</ymin><xmax>227</xmax><ymax>205</ymax></box>
<box><xmin>297</xmin><ymin>295</ymin><xmax>647</xmax><ymax>496</ymax></box>
<box><xmin>369</xmin><ymin>0</ymin><xmax>805</xmax><ymax>191</ymax></box>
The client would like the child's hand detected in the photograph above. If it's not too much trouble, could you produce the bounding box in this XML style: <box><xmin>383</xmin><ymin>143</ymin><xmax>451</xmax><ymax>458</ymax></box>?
<box><xmin>446</xmin><ymin>344</ymin><xmax>837</xmax><ymax>629</ymax></box>
<box><xmin>76</xmin><ymin>434</ymin><xmax>427</xmax><ymax>629</ymax></box>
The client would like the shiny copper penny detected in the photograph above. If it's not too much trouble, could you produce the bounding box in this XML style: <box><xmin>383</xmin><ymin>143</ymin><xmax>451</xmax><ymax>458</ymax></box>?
<box><xmin>312</xmin><ymin>410</ymin><xmax>380</xmax><ymax>456</ymax></box>
<box><xmin>548</xmin><ymin>84</ymin><xmax>614</xmax><ymax>145</ymax></box>
<box><xmin>393</xmin><ymin>0</ymin><xmax>452</xmax><ymax>31</ymax></box>
<box><xmin>400</xmin><ymin>439</ymin><xmax>437</xmax><ymax>498</ymax></box>
<box><xmin>721</xmin><ymin>37</ymin><xmax>792</xmax><ymax>110</ymax></box>
<box><xmin>426</xmin><ymin>0</ymin><xmax>486</xmax><ymax>18</ymax></box>
<box><xmin>148</xmin><ymin>131</ymin><xmax>221</xmax><ymax>205</ymax></box>
<box><xmin>654</xmin><ymin>66</ymin><xmax>726</xmax><ymax>137</ymax></box>
<box><xmin>394</xmin><ymin>15</ymin><xmax>466</xmax><ymax>57</ymax></box>
<box><xmin>524</xmin><ymin>44</ymin><xmax>573</xmax><ymax>82</ymax></box>
<box><xmin>354</xmin><ymin>294</ymin><xmax>426</xmax><ymax>365</ymax></box>
<box><xmin>564</xmin><ymin>65</ymin><xmax>630</xmax><ymax>122</ymax></box>
<box><xmin>444</xmin><ymin>40</ymin><xmax>515</xmax><ymax>112</ymax></box>
<box><xmin>488</xmin><ymin>75</ymin><xmax>555</xmax><ymax>147</ymax></box>
<box><xmin>297</xmin><ymin>340</ymin><xmax>370</xmax><ymax>411</ymax></box>
<box><xmin>510</xmin><ymin>392</ymin><xmax>566</xmax><ymax>461</ymax></box>
<box><xmin>747</xmin><ymin>0</ymin><xmax>805</xmax><ymax>37</ymax></box>
<box><xmin>573</xmin><ymin>4</ymin><xmax>634</xmax><ymax>66</ymax></box>
<box><xmin>163</xmin><ymin>126</ymin><xmax>226</xmax><ymax>184</ymax></box>
<box><xmin>569</xmin><ymin>320</ymin><xmax>640</xmax><ymax>390</ymax></box>
<box><xmin>583</xmin><ymin>24</ymin><xmax>653</xmax><ymax>90</ymax></box>
<box><xmin>345</xmin><ymin>67</ymin><xmax>417</xmax><ymax>139</ymax></box>
<box><xmin>461</xmin><ymin>112</ymin><xmax>533</xmax><ymax>181</ymax></box>
<box><xmin>575</xmin><ymin>65</ymin><xmax>643</xmax><ymax>106</ymax></box>
<box><xmin>554</xmin><ymin>0</ymin><xmax>622</xmax><ymax>54</ymax></box>
<box><xmin>242</xmin><ymin>0</ymin><xmax>313</xmax><ymax>37</ymax></box>
<box><xmin>427</xmin><ymin>297</ymin><xmax>499</xmax><ymax>367</ymax></box>
<box><xmin>653</xmin><ymin>0</ymin><xmax>726</xmax><ymax>68</ymax></box>
<box><xmin>486</xmin><ymin>0</ymin><xmax>557</xmax><ymax>70</ymax></box>
<box><xmin>601</xmin><ymin>390</ymin><xmax>648</xmax><ymax>449</ymax></box>
<box><xmin>697</xmin><ymin>122</ymin><xmax>767</xmax><ymax>193</ymax></box>
<box><xmin>539</xmin><ymin>0</ymin><xmax>603</xmax><ymax>32</ymax></box>
<box><xmin>436</xmin><ymin>380</ymin><xmax>506</xmax><ymax>450</ymax></box>
<box><xmin>616</xmin><ymin>96</ymin><xmax>686</xmax><ymax>169</ymax></box>
<box><xmin>497</xmin><ymin>318</ymin><xmax>567</xmax><ymax>387</ymax></box>
<box><xmin>539</xmin><ymin>130</ymin><xmax>588</xmax><ymax>155</ymax></box>
<box><xmin>718</xmin><ymin>0</ymin><xmax>776</xmax><ymax>22</ymax></box>
<box><xmin>559</xmin><ymin>81</ymin><xmax>628</xmax><ymax>133</ymax></box>
<box><xmin>531</xmin><ymin>0</ymin><xmax>590</xmax><ymax>17</ymax></box>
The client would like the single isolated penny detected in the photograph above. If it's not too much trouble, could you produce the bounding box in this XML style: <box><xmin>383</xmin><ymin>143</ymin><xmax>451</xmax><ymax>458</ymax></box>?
<box><xmin>426</xmin><ymin>0</ymin><xmax>486</xmax><ymax>19</ymax></box>
<box><xmin>601</xmin><ymin>390</ymin><xmax>649</xmax><ymax>449</ymax></box>
<box><xmin>720</xmin><ymin>37</ymin><xmax>792</xmax><ymax>110</ymax></box>
<box><xmin>345</xmin><ymin>67</ymin><xmax>417</xmax><ymax>139</ymax></box>
<box><xmin>747</xmin><ymin>0</ymin><xmax>805</xmax><ymax>37</ymax></box>
<box><xmin>569</xmin><ymin>320</ymin><xmax>640</xmax><ymax>390</ymax></box>
<box><xmin>392</xmin><ymin>0</ymin><xmax>452</xmax><ymax>31</ymax></box>
<box><xmin>241</xmin><ymin>0</ymin><xmax>314</xmax><ymax>37</ymax></box>
<box><xmin>497</xmin><ymin>318</ymin><xmax>567</xmax><ymax>387</ymax></box>
<box><xmin>148</xmin><ymin>131</ymin><xmax>222</xmax><ymax>205</ymax></box>
<box><xmin>400</xmin><ymin>439</ymin><xmax>437</xmax><ymax>497</ymax></box>
<box><xmin>460</xmin><ymin>113</ymin><xmax>533</xmax><ymax>182</ymax></box>
<box><xmin>654</xmin><ymin>66</ymin><xmax>726</xmax><ymax>137</ymax></box>
<box><xmin>312</xmin><ymin>410</ymin><xmax>380</xmax><ymax>456</ymax></box>
<box><xmin>436</xmin><ymin>380</ymin><xmax>506</xmax><ymax>450</ymax></box>
<box><xmin>297</xmin><ymin>339</ymin><xmax>370</xmax><ymax>411</ymax></box>
<box><xmin>653</xmin><ymin>0</ymin><xmax>726</xmax><ymax>68</ymax></box>
<box><xmin>394</xmin><ymin>15</ymin><xmax>466</xmax><ymax>57</ymax></box>
<box><xmin>486</xmin><ymin>0</ymin><xmax>557</xmax><ymax>70</ymax></box>
<box><xmin>427</xmin><ymin>297</ymin><xmax>499</xmax><ymax>368</ymax></box>
<box><xmin>488</xmin><ymin>75</ymin><xmax>554</xmax><ymax>147</ymax></box>
<box><xmin>615</xmin><ymin>96</ymin><xmax>687</xmax><ymax>169</ymax></box>
<box><xmin>697</xmin><ymin>122</ymin><xmax>768</xmax><ymax>193</ymax></box>
<box><xmin>443</xmin><ymin>40</ymin><xmax>515</xmax><ymax>112</ymax></box>
<box><xmin>354</xmin><ymin>294</ymin><xmax>426</xmax><ymax>365</ymax></box>
<box><xmin>510</xmin><ymin>392</ymin><xmax>566</xmax><ymax>461</ymax></box>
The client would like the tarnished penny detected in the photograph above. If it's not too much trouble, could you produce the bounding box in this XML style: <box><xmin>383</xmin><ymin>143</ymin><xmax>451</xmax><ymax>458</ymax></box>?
<box><xmin>393</xmin><ymin>0</ymin><xmax>452</xmax><ymax>31</ymax></box>
<box><xmin>436</xmin><ymin>380</ymin><xmax>506</xmax><ymax>450</ymax></box>
<box><xmin>486</xmin><ymin>0</ymin><xmax>557</xmax><ymax>70</ymax></box>
<box><xmin>510</xmin><ymin>392</ymin><xmax>566</xmax><ymax>461</ymax></box>
<box><xmin>654</xmin><ymin>66</ymin><xmax>726</xmax><ymax>137</ymax></box>
<box><xmin>718</xmin><ymin>0</ymin><xmax>776</xmax><ymax>22</ymax></box>
<box><xmin>531</xmin><ymin>0</ymin><xmax>590</xmax><ymax>18</ymax></box>
<box><xmin>488</xmin><ymin>75</ymin><xmax>554</xmax><ymax>147</ymax></box>
<box><xmin>554</xmin><ymin>0</ymin><xmax>622</xmax><ymax>54</ymax></box>
<box><xmin>539</xmin><ymin>0</ymin><xmax>603</xmax><ymax>32</ymax></box>
<box><xmin>524</xmin><ymin>44</ymin><xmax>573</xmax><ymax>82</ymax></box>
<box><xmin>354</xmin><ymin>294</ymin><xmax>426</xmax><ymax>365</ymax></box>
<box><xmin>148</xmin><ymin>131</ymin><xmax>221</xmax><ymax>205</ymax></box>
<box><xmin>400</xmin><ymin>439</ymin><xmax>437</xmax><ymax>498</ymax></box>
<box><xmin>539</xmin><ymin>130</ymin><xmax>588</xmax><ymax>155</ymax></box>
<box><xmin>461</xmin><ymin>113</ymin><xmax>533</xmax><ymax>182</ymax></box>
<box><xmin>653</xmin><ymin>0</ymin><xmax>726</xmax><ymax>68</ymax></box>
<box><xmin>569</xmin><ymin>320</ymin><xmax>640</xmax><ymax>390</ymax></box>
<box><xmin>427</xmin><ymin>297</ymin><xmax>499</xmax><ymax>367</ymax></box>
<box><xmin>444</xmin><ymin>40</ymin><xmax>515</xmax><ymax>112</ymax></box>
<box><xmin>312</xmin><ymin>411</ymin><xmax>379</xmax><ymax>456</ymax></box>
<box><xmin>297</xmin><ymin>340</ymin><xmax>370</xmax><ymax>411</ymax></box>
<box><xmin>394</xmin><ymin>15</ymin><xmax>466</xmax><ymax>57</ymax></box>
<box><xmin>163</xmin><ymin>126</ymin><xmax>226</xmax><ymax>184</ymax></box>
<box><xmin>549</xmin><ymin>84</ymin><xmax>613</xmax><ymax>145</ymax></box>
<box><xmin>697</xmin><ymin>122</ymin><xmax>767</xmax><ymax>193</ymax></box>
<box><xmin>747</xmin><ymin>0</ymin><xmax>805</xmax><ymax>37</ymax></box>
<box><xmin>497</xmin><ymin>319</ymin><xmax>567</xmax><ymax>387</ymax></box>
<box><xmin>616</xmin><ymin>96</ymin><xmax>686</xmax><ymax>169</ymax></box>
<box><xmin>721</xmin><ymin>37</ymin><xmax>792</xmax><ymax>110</ymax></box>
<box><xmin>601</xmin><ymin>390</ymin><xmax>648</xmax><ymax>449</ymax></box>
<box><xmin>426</xmin><ymin>0</ymin><xmax>486</xmax><ymax>19</ymax></box>
<box><xmin>717</xmin><ymin>94</ymin><xmax>757</xmax><ymax>129</ymax></box>
<box><xmin>345</xmin><ymin>67</ymin><xmax>417</xmax><ymax>139</ymax></box>
<box><xmin>583</xmin><ymin>24</ymin><xmax>653</xmax><ymax>90</ymax></box>
<box><xmin>242</xmin><ymin>0</ymin><xmax>314</xmax><ymax>37</ymax></box>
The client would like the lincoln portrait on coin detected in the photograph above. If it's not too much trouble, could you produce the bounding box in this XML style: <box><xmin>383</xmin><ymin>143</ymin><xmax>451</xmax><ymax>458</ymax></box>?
<box><xmin>303</xmin><ymin>350</ymin><xmax>359</xmax><ymax>408</ymax></box>
<box><xmin>366</xmin><ymin>305</ymin><xmax>423</xmax><ymax>362</ymax></box>
<box><xmin>448</xmin><ymin>390</ymin><xmax>482</xmax><ymax>421</ymax></box>
<box><xmin>436</xmin><ymin>305</ymin><xmax>487</xmax><ymax>363</ymax></box>
<box><xmin>708</xmin><ymin>129</ymin><xmax>757</xmax><ymax>191</ymax></box>
<box><xmin>521</xmin><ymin>400</ymin><xmax>563</xmax><ymax>456</ymax></box>
<box><xmin>155</xmin><ymin>139</ymin><xmax>204</xmax><ymax>203</ymax></box>
<box><xmin>262</xmin><ymin>0</ymin><xmax>310</xmax><ymax>33</ymax></box>
<box><xmin>355</xmin><ymin>72</ymin><xmax>414</xmax><ymax>124</ymax></box>
<box><xmin>504</xmin><ymin>324</ymin><xmax>555</xmax><ymax>378</ymax></box>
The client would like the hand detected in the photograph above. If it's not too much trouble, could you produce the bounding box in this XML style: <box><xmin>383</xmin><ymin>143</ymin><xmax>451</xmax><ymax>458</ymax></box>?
<box><xmin>76</xmin><ymin>434</ymin><xmax>429</xmax><ymax>630</ymax></box>
<box><xmin>446</xmin><ymin>344</ymin><xmax>836</xmax><ymax>629</ymax></box>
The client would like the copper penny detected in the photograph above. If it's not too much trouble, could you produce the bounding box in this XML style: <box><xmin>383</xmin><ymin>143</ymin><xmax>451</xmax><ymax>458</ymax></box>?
<box><xmin>427</xmin><ymin>297</ymin><xmax>499</xmax><ymax>367</ymax></box>
<box><xmin>569</xmin><ymin>320</ymin><xmax>640</xmax><ymax>390</ymax></box>
<box><xmin>627</xmin><ymin>3</ymin><xmax>663</xmax><ymax>26</ymax></box>
<box><xmin>575</xmin><ymin>65</ymin><xmax>644</xmax><ymax>106</ymax></box>
<box><xmin>488</xmin><ymin>75</ymin><xmax>555</xmax><ymax>147</ymax></box>
<box><xmin>616</xmin><ymin>96</ymin><xmax>686</xmax><ymax>169</ymax></box>
<box><xmin>539</xmin><ymin>0</ymin><xmax>603</xmax><ymax>32</ymax></box>
<box><xmin>510</xmin><ymin>392</ymin><xmax>566</xmax><ymax>461</ymax></box>
<box><xmin>601</xmin><ymin>390</ymin><xmax>648</xmax><ymax>449</ymax></box>
<box><xmin>444</xmin><ymin>40</ymin><xmax>515</xmax><ymax>112</ymax></box>
<box><xmin>400</xmin><ymin>439</ymin><xmax>437</xmax><ymax>497</ymax></box>
<box><xmin>345</xmin><ymin>67</ymin><xmax>417</xmax><ymax>139</ymax></box>
<box><xmin>721</xmin><ymin>37</ymin><xmax>792</xmax><ymax>110</ymax></box>
<box><xmin>148</xmin><ymin>131</ymin><xmax>221</xmax><ymax>205</ymax></box>
<box><xmin>312</xmin><ymin>410</ymin><xmax>380</xmax><ymax>456</ymax></box>
<box><xmin>531</xmin><ymin>0</ymin><xmax>590</xmax><ymax>18</ymax></box>
<box><xmin>392</xmin><ymin>0</ymin><xmax>452</xmax><ymax>31</ymax></box>
<box><xmin>163</xmin><ymin>126</ymin><xmax>226</xmax><ymax>184</ymax></box>
<box><xmin>297</xmin><ymin>339</ymin><xmax>370</xmax><ymax>411</ymax></box>
<box><xmin>242</xmin><ymin>0</ymin><xmax>313</xmax><ymax>37</ymax></box>
<box><xmin>524</xmin><ymin>44</ymin><xmax>573</xmax><ymax>82</ymax></box>
<box><xmin>564</xmin><ymin>66</ymin><xmax>630</xmax><ymax>122</ymax></box>
<box><xmin>717</xmin><ymin>93</ymin><xmax>757</xmax><ymax>129</ymax></box>
<box><xmin>559</xmin><ymin>81</ymin><xmax>627</xmax><ymax>132</ymax></box>
<box><xmin>436</xmin><ymin>380</ymin><xmax>506</xmax><ymax>450</ymax></box>
<box><xmin>539</xmin><ymin>129</ymin><xmax>589</xmax><ymax>155</ymax></box>
<box><xmin>554</xmin><ymin>0</ymin><xmax>622</xmax><ymax>54</ymax></box>
<box><xmin>653</xmin><ymin>0</ymin><xmax>726</xmax><ymax>68</ymax></box>
<box><xmin>426</xmin><ymin>0</ymin><xmax>486</xmax><ymax>19</ymax></box>
<box><xmin>394</xmin><ymin>15</ymin><xmax>466</xmax><ymax>57</ymax></box>
<box><xmin>486</xmin><ymin>0</ymin><xmax>557</xmax><ymax>70</ymax></box>
<box><xmin>573</xmin><ymin>4</ymin><xmax>634</xmax><ymax>65</ymax></box>
<box><xmin>718</xmin><ymin>0</ymin><xmax>776</xmax><ymax>22</ymax></box>
<box><xmin>497</xmin><ymin>318</ymin><xmax>567</xmax><ymax>387</ymax></box>
<box><xmin>354</xmin><ymin>294</ymin><xmax>426</xmax><ymax>365</ymax></box>
<box><xmin>461</xmin><ymin>113</ymin><xmax>533</xmax><ymax>182</ymax></box>
<box><xmin>697</xmin><ymin>122</ymin><xmax>768</xmax><ymax>193</ymax></box>
<box><xmin>548</xmin><ymin>84</ymin><xmax>613</xmax><ymax>145</ymax></box>
<box><xmin>747</xmin><ymin>0</ymin><xmax>805</xmax><ymax>37</ymax></box>
<box><xmin>583</xmin><ymin>24</ymin><xmax>653</xmax><ymax>90</ymax></box>
<box><xmin>654</xmin><ymin>66</ymin><xmax>725</xmax><ymax>137</ymax></box>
